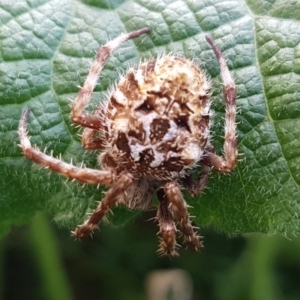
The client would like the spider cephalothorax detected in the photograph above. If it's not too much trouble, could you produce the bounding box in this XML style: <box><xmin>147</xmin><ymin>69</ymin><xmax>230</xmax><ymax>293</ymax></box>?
<box><xmin>19</xmin><ymin>28</ymin><xmax>237</xmax><ymax>256</ymax></box>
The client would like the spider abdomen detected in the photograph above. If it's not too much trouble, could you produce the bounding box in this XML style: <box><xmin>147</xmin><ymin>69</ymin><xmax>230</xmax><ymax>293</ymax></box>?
<box><xmin>104</xmin><ymin>56</ymin><xmax>211</xmax><ymax>179</ymax></box>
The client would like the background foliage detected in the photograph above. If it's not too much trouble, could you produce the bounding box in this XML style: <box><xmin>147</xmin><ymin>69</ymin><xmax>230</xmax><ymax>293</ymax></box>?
<box><xmin>2</xmin><ymin>212</ymin><xmax>300</xmax><ymax>299</ymax></box>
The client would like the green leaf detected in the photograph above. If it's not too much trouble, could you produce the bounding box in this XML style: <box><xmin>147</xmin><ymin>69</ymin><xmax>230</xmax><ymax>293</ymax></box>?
<box><xmin>1</xmin><ymin>0</ymin><xmax>299</xmax><ymax>237</ymax></box>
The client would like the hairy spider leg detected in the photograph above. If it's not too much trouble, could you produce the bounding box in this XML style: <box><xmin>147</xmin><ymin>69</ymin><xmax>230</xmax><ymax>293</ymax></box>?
<box><xmin>81</xmin><ymin>107</ymin><xmax>107</xmax><ymax>150</ymax></box>
<box><xmin>202</xmin><ymin>36</ymin><xmax>237</xmax><ymax>173</ymax></box>
<box><xmin>18</xmin><ymin>108</ymin><xmax>115</xmax><ymax>185</ymax></box>
<box><xmin>71</xmin><ymin>28</ymin><xmax>150</xmax><ymax>129</ymax></box>
<box><xmin>182</xmin><ymin>164</ymin><xmax>211</xmax><ymax>197</ymax></box>
<box><xmin>157</xmin><ymin>189</ymin><xmax>178</xmax><ymax>256</ymax></box>
<box><xmin>164</xmin><ymin>182</ymin><xmax>203</xmax><ymax>251</ymax></box>
<box><xmin>73</xmin><ymin>172</ymin><xmax>133</xmax><ymax>238</ymax></box>
<box><xmin>72</xmin><ymin>28</ymin><xmax>150</xmax><ymax>150</ymax></box>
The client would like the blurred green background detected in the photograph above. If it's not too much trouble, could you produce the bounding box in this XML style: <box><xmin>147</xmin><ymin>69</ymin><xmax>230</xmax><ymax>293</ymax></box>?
<box><xmin>1</xmin><ymin>210</ymin><xmax>300</xmax><ymax>300</ymax></box>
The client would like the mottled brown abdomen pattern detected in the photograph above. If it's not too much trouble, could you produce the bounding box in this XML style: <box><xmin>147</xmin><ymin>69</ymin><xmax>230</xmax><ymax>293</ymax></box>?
<box><xmin>103</xmin><ymin>56</ymin><xmax>211</xmax><ymax>180</ymax></box>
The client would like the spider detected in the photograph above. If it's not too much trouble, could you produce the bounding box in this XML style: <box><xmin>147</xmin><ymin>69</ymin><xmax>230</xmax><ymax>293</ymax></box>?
<box><xmin>18</xmin><ymin>27</ymin><xmax>237</xmax><ymax>256</ymax></box>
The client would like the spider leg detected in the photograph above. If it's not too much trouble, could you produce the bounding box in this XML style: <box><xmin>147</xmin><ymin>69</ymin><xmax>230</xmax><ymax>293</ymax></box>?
<box><xmin>164</xmin><ymin>181</ymin><xmax>203</xmax><ymax>251</ymax></box>
<box><xmin>81</xmin><ymin>127</ymin><xmax>106</xmax><ymax>150</ymax></box>
<box><xmin>80</xmin><ymin>105</ymin><xmax>107</xmax><ymax>150</ymax></box>
<box><xmin>71</xmin><ymin>27</ymin><xmax>150</xmax><ymax>129</ymax></box>
<box><xmin>73</xmin><ymin>171</ymin><xmax>133</xmax><ymax>238</ymax></box>
<box><xmin>182</xmin><ymin>164</ymin><xmax>211</xmax><ymax>197</ymax></box>
<box><xmin>204</xmin><ymin>36</ymin><xmax>237</xmax><ymax>173</ymax></box>
<box><xmin>18</xmin><ymin>109</ymin><xmax>115</xmax><ymax>185</ymax></box>
<box><xmin>156</xmin><ymin>189</ymin><xmax>178</xmax><ymax>256</ymax></box>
